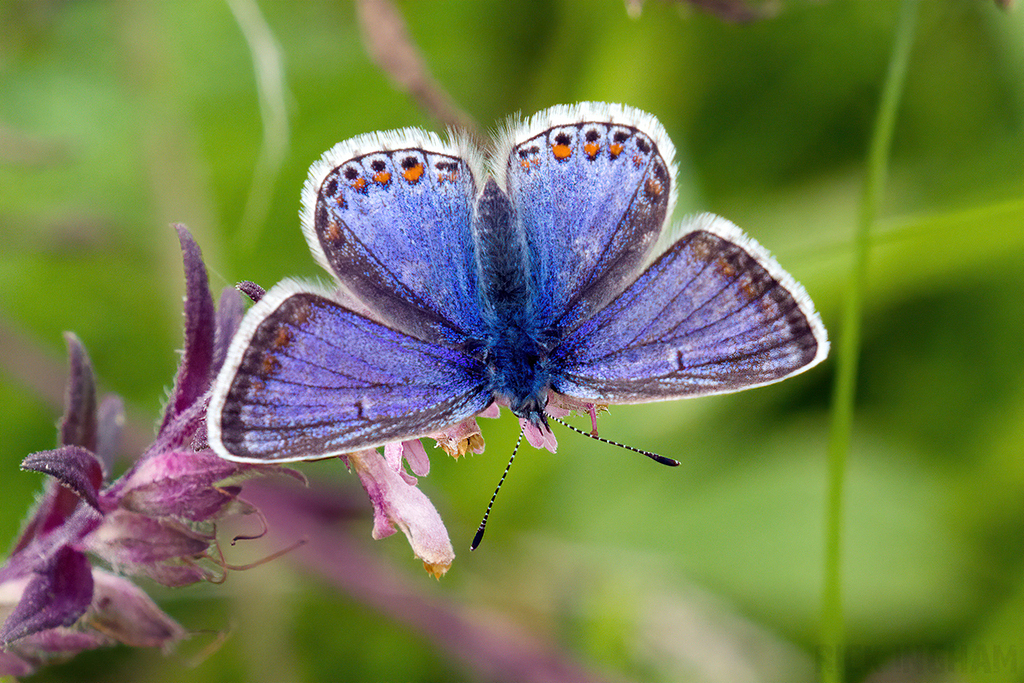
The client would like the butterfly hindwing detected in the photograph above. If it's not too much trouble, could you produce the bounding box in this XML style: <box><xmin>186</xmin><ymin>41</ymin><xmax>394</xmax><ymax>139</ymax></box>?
<box><xmin>499</xmin><ymin>103</ymin><xmax>678</xmax><ymax>331</ymax></box>
<box><xmin>550</xmin><ymin>215</ymin><xmax>828</xmax><ymax>403</ymax></box>
<box><xmin>208</xmin><ymin>282</ymin><xmax>492</xmax><ymax>463</ymax></box>
<box><xmin>302</xmin><ymin>130</ymin><xmax>485</xmax><ymax>343</ymax></box>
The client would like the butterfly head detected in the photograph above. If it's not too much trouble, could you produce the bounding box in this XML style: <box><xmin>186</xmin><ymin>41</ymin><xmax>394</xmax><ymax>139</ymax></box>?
<box><xmin>509</xmin><ymin>392</ymin><xmax>550</xmax><ymax>431</ymax></box>
<box><xmin>483</xmin><ymin>339</ymin><xmax>553</xmax><ymax>430</ymax></box>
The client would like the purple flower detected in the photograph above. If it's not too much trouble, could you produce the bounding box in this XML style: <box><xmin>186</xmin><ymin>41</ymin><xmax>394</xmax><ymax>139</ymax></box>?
<box><xmin>0</xmin><ymin>227</ymin><xmax>300</xmax><ymax>675</ymax></box>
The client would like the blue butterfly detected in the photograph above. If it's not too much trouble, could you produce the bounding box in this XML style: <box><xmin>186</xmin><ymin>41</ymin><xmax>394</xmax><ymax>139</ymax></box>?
<box><xmin>208</xmin><ymin>103</ymin><xmax>828</xmax><ymax>464</ymax></box>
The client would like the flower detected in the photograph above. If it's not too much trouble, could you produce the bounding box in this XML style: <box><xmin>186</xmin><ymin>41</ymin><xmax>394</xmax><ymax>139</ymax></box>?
<box><xmin>0</xmin><ymin>227</ymin><xmax>300</xmax><ymax>675</ymax></box>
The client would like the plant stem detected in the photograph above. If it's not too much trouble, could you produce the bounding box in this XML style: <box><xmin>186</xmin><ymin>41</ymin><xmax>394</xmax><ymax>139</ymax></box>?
<box><xmin>820</xmin><ymin>1</ymin><xmax>920</xmax><ymax>681</ymax></box>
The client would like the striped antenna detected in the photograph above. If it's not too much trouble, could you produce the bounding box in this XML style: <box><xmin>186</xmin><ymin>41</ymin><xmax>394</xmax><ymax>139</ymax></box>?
<box><xmin>471</xmin><ymin>429</ymin><xmax>525</xmax><ymax>550</ymax></box>
<box><xmin>552</xmin><ymin>416</ymin><xmax>679</xmax><ymax>466</ymax></box>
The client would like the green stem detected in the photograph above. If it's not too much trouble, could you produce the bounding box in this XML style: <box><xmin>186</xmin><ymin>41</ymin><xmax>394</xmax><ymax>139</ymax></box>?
<box><xmin>820</xmin><ymin>1</ymin><xmax>919</xmax><ymax>682</ymax></box>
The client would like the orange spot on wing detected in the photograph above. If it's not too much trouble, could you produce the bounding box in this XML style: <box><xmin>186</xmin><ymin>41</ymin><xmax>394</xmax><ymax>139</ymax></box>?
<box><xmin>327</xmin><ymin>222</ymin><xmax>342</xmax><ymax>242</ymax></box>
<box><xmin>584</xmin><ymin>142</ymin><xmax>599</xmax><ymax>159</ymax></box>
<box><xmin>351</xmin><ymin>177</ymin><xmax>366</xmax><ymax>190</ymax></box>
<box><xmin>373</xmin><ymin>171</ymin><xmax>391</xmax><ymax>184</ymax></box>
<box><xmin>739</xmin><ymin>278</ymin><xmax>759</xmax><ymax>301</ymax></box>
<box><xmin>716</xmin><ymin>256</ymin><xmax>736</xmax><ymax>278</ymax></box>
<box><xmin>609</xmin><ymin>143</ymin><xmax>624</xmax><ymax>158</ymax></box>
<box><xmin>645</xmin><ymin>178</ymin><xmax>662</xmax><ymax>197</ymax></box>
<box><xmin>552</xmin><ymin>143</ymin><xmax>572</xmax><ymax>160</ymax></box>
<box><xmin>402</xmin><ymin>164</ymin><xmax>424</xmax><ymax>182</ymax></box>
<box><xmin>273</xmin><ymin>326</ymin><xmax>292</xmax><ymax>349</ymax></box>
<box><xmin>261</xmin><ymin>354</ymin><xmax>280</xmax><ymax>376</ymax></box>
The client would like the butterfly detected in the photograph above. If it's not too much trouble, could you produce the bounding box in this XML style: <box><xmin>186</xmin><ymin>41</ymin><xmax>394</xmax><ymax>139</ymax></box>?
<box><xmin>207</xmin><ymin>102</ymin><xmax>828</xmax><ymax>466</ymax></box>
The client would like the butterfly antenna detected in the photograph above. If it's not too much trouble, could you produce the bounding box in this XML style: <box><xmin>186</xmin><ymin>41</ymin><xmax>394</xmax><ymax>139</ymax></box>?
<box><xmin>471</xmin><ymin>429</ymin><xmax>525</xmax><ymax>550</ymax></box>
<box><xmin>552</xmin><ymin>416</ymin><xmax>679</xmax><ymax>466</ymax></box>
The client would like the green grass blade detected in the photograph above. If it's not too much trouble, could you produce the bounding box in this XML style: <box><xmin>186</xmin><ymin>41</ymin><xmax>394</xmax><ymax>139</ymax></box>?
<box><xmin>821</xmin><ymin>1</ymin><xmax>921</xmax><ymax>681</ymax></box>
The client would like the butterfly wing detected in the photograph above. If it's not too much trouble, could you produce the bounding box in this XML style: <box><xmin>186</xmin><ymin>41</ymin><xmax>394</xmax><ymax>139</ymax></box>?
<box><xmin>498</xmin><ymin>102</ymin><xmax>677</xmax><ymax>331</ymax></box>
<box><xmin>302</xmin><ymin>129</ymin><xmax>485</xmax><ymax>343</ymax></box>
<box><xmin>549</xmin><ymin>215</ymin><xmax>828</xmax><ymax>402</ymax></box>
<box><xmin>208</xmin><ymin>282</ymin><xmax>492</xmax><ymax>463</ymax></box>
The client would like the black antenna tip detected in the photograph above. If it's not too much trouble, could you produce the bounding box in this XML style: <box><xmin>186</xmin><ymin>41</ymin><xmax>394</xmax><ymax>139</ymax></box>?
<box><xmin>470</xmin><ymin>525</ymin><xmax>486</xmax><ymax>551</ymax></box>
<box><xmin>551</xmin><ymin>416</ymin><xmax>678</xmax><ymax>466</ymax></box>
<box><xmin>471</xmin><ymin>430</ymin><xmax>524</xmax><ymax>552</ymax></box>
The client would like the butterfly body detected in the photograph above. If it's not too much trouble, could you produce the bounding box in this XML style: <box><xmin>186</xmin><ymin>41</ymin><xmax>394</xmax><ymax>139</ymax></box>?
<box><xmin>208</xmin><ymin>103</ymin><xmax>828</xmax><ymax>464</ymax></box>
<box><xmin>473</xmin><ymin>178</ymin><xmax>555</xmax><ymax>426</ymax></box>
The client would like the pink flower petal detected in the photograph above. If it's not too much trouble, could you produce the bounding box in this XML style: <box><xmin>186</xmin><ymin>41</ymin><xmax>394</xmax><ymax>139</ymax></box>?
<box><xmin>348</xmin><ymin>450</ymin><xmax>454</xmax><ymax>577</ymax></box>
<box><xmin>383</xmin><ymin>442</ymin><xmax>419</xmax><ymax>485</ymax></box>
<box><xmin>0</xmin><ymin>650</ymin><xmax>36</xmax><ymax>677</ymax></box>
<box><xmin>520</xmin><ymin>419</ymin><xmax>558</xmax><ymax>453</ymax></box>
<box><xmin>86</xmin><ymin>510</ymin><xmax>211</xmax><ymax>568</ymax></box>
<box><xmin>383</xmin><ymin>442</ymin><xmax>404</xmax><ymax>473</ymax></box>
<box><xmin>401</xmin><ymin>440</ymin><xmax>430</xmax><ymax>477</ymax></box>
<box><xmin>116</xmin><ymin>450</ymin><xmax>303</xmax><ymax>522</ymax></box>
<box><xmin>547</xmin><ymin>392</ymin><xmax>607</xmax><ymax>434</ymax></box>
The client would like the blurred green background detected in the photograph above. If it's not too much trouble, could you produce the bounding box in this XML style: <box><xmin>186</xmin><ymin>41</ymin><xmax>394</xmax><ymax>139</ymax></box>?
<box><xmin>2</xmin><ymin>1</ymin><xmax>1023</xmax><ymax>681</ymax></box>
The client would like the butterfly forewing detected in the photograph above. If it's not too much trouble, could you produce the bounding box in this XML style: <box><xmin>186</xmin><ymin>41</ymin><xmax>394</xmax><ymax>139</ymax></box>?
<box><xmin>208</xmin><ymin>284</ymin><xmax>491</xmax><ymax>463</ymax></box>
<box><xmin>550</xmin><ymin>215</ymin><xmax>828</xmax><ymax>402</ymax></box>
<box><xmin>500</xmin><ymin>103</ymin><xmax>678</xmax><ymax>332</ymax></box>
<box><xmin>302</xmin><ymin>131</ymin><xmax>485</xmax><ymax>343</ymax></box>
